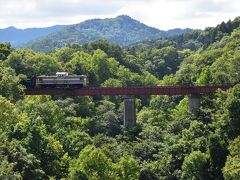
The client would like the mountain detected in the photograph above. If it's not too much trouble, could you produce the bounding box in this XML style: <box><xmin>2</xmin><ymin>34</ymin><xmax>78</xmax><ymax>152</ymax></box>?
<box><xmin>25</xmin><ymin>15</ymin><xmax>192</xmax><ymax>52</ymax></box>
<box><xmin>0</xmin><ymin>25</ymin><xmax>66</xmax><ymax>47</ymax></box>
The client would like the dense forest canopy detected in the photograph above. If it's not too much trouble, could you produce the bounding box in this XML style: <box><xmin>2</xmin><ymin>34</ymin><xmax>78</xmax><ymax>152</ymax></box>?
<box><xmin>0</xmin><ymin>16</ymin><xmax>240</xmax><ymax>179</ymax></box>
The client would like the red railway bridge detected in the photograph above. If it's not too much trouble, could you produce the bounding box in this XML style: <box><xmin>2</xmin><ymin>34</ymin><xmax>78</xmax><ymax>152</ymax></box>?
<box><xmin>25</xmin><ymin>85</ymin><xmax>230</xmax><ymax>127</ymax></box>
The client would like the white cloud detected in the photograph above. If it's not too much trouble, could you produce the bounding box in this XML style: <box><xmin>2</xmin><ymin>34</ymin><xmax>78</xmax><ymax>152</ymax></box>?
<box><xmin>0</xmin><ymin>0</ymin><xmax>239</xmax><ymax>29</ymax></box>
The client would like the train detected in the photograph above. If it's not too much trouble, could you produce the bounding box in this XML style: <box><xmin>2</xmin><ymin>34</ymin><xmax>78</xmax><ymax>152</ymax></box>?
<box><xmin>21</xmin><ymin>72</ymin><xmax>88</xmax><ymax>88</ymax></box>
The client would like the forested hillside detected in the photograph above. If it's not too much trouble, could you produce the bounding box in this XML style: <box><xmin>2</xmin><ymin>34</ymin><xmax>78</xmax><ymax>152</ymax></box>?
<box><xmin>130</xmin><ymin>16</ymin><xmax>240</xmax><ymax>51</ymax></box>
<box><xmin>0</xmin><ymin>17</ymin><xmax>240</xmax><ymax>179</ymax></box>
<box><xmin>25</xmin><ymin>15</ymin><xmax>191</xmax><ymax>52</ymax></box>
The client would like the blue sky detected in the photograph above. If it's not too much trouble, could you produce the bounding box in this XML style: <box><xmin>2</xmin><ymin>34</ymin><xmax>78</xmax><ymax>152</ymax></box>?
<box><xmin>0</xmin><ymin>0</ymin><xmax>239</xmax><ymax>30</ymax></box>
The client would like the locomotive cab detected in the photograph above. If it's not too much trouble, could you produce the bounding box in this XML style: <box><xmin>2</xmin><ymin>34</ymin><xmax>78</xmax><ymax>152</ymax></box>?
<box><xmin>56</xmin><ymin>72</ymin><xmax>68</xmax><ymax>77</ymax></box>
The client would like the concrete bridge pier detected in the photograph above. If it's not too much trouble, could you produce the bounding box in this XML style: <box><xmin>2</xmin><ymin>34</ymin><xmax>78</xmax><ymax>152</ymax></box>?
<box><xmin>123</xmin><ymin>95</ymin><xmax>136</xmax><ymax>128</ymax></box>
<box><xmin>188</xmin><ymin>94</ymin><xmax>201</xmax><ymax>114</ymax></box>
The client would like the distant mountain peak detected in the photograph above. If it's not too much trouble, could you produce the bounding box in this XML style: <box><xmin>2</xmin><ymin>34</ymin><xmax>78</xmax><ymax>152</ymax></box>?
<box><xmin>4</xmin><ymin>26</ymin><xmax>17</xmax><ymax>30</ymax></box>
<box><xmin>115</xmin><ymin>15</ymin><xmax>141</xmax><ymax>24</ymax></box>
<box><xmin>116</xmin><ymin>15</ymin><xmax>133</xmax><ymax>19</ymax></box>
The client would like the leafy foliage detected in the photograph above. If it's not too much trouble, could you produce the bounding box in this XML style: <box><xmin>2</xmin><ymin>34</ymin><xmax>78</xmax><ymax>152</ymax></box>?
<box><xmin>223</xmin><ymin>136</ymin><xmax>240</xmax><ymax>179</ymax></box>
<box><xmin>0</xmin><ymin>17</ymin><xmax>239</xmax><ymax>179</ymax></box>
<box><xmin>0</xmin><ymin>43</ymin><xmax>13</xmax><ymax>60</ymax></box>
<box><xmin>181</xmin><ymin>151</ymin><xmax>210</xmax><ymax>179</ymax></box>
<box><xmin>0</xmin><ymin>62</ymin><xmax>24</xmax><ymax>101</ymax></box>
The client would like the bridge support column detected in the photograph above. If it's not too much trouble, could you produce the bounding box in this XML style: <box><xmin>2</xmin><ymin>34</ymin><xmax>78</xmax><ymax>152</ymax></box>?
<box><xmin>124</xmin><ymin>96</ymin><xmax>136</xmax><ymax>128</ymax></box>
<box><xmin>188</xmin><ymin>94</ymin><xmax>201</xmax><ymax>114</ymax></box>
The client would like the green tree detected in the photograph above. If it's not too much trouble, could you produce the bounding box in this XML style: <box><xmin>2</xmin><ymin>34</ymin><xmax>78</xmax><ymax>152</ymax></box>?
<box><xmin>85</xmin><ymin>39</ymin><xmax>124</xmax><ymax>65</ymax></box>
<box><xmin>10</xmin><ymin>111</ymin><xmax>69</xmax><ymax>178</ymax></box>
<box><xmin>152</xmin><ymin>46</ymin><xmax>180</xmax><ymax>79</ymax></box>
<box><xmin>0</xmin><ymin>62</ymin><xmax>24</xmax><ymax>101</ymax></box>
<box><xmin>208</xmin><ymin>133</ymin><xmax>228</xmax><ymax>179</ymax></box>
<box><xmin>93</xmin><ymin>134</ymin><xmax>124</xmax><ymax>163</ymax></box>
<box><xmin>6</xmin><ymin>50</ymin><xmax>62</xmax><ymax>77</ymax></box>
<box><xmin>223</xmin><ymin>136</ymin><xmax>240</xmax><ymax>179</ymax></box>
<box><xmin>0</xmin><ymin>96</ymin><xmax>23</xmax><ymax>132</ymax></box>
<box><xmin>93</xmin><ymin>100</ymin><xmax>121</xmax><ymax>136</ymax></box>
<box><xmin>181</xmin><ymin>151</ymin><xmax>210</xmax><ymax>180</ymax></box>
<box><xmin>0</xmin><ymin>159</ymin><xmax>21</xmax><ymax>179</ymax></box>
<box><xmin>117</xmin><ymin>65</ymin><xmax>143</xmax><ymax>86</ymax></box>
<box><xmin>0</xmin><ymin>139</ymin><xmax>46</xmax><ymax>179</ymax></box>
<box><xmin>91</xmin><ymin>49</ymin><xmax>112</xmax><ymax>85</ymax></box>
<box><xmin>4</xmin><ymin>49</ymin><xmax>35</xmax><ymax>76</ymax></box>
<box><xmin>69</xmin><ymin>145</ymin><xmax>118</xmax><ymax>180</ymax></box>
<box><xmin>62</xmin><ymin>131</ymin><xmax>92</xmax><ymax>157</ymax></box>
<box><xmin>213</xmin><ymin>84</ymin><xmax>240</xmax><ymax>138</ymax></box>
<box><xmin>0</xmin><ymin>43</ymin><xmax>13</xmax><ymax>61</ymax></box>
<box><xmin>115</xmin><ymin>154</ymin><xmax>140</xmax><ymax>180</ymax></box>
<box><xmin>27</xmin><ymin>53</ymin><xmax>62</xmax><ymax>77</ymax></box>
<box><xmin>53</xmin><ymin>46</ymin><xmax>76</xmax><ymax>63</ymax></box>
<box><xmin>65</xmin><ymin>51</ymin><xmax>92</xmax><ymax>75</ymax></box>
<box><xmin>19</xmin><ymin>96</ymin><xmax>65</xmax><ymax>134</ymax></box>
<box><xmin>196</xmin><ymin>67</ymin><xmax>213</xmax><ymax>85</ymax></box>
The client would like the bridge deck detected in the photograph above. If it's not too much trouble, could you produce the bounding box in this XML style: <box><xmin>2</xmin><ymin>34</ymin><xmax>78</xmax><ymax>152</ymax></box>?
<box><xmin>25</xmin><ymin>86</ymin><xmax>230</xmax><ymax>96</ymax></box>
